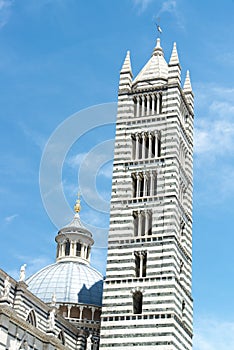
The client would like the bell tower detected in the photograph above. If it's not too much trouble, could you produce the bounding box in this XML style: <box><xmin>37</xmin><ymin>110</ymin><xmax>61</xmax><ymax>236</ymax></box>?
<box><xmin>100</xmin><ymin>38</ymin><xmax>194</xmax><ymax>349</ymax></box>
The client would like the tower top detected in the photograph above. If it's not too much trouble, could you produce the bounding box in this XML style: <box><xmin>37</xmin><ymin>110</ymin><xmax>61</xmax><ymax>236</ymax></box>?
<box><xmin>133</xmin><ymin>37</ymin><xmax>168</xmax><ymax>87</ymax></box>
<box><xmin>120</xmin><ymin>50</ymin><xmax>132</xmax><ymax>75</ymax></box>
<box><xmin>169</xmin><ymin>42</ymin><xmax>180</xmax><ymax>66</ymax></box>
<box><xmin>55</xmin><ymin>193</ymin><xmax>94</xmax><ymax>264</ymax></box>
<box><xmin>152</xmin><ymin>38</ymin><xmax>164</xmax><ymax>56</ymax></box>
<box><xmin>183</xmin><ymin>70</ymin><xmax>193</xmax><ymax>92</ymax></box>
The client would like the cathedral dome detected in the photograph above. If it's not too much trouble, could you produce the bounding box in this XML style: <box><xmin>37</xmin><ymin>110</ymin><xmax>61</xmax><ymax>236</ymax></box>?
<box><xmin>27</xmin><ymin>261</ymin><xmax>103</xmax><ymax>306</ymax></box>
<box><xmin>27</xmin><ymin>196</ymin><xmax>103</xmax><ymax>308</ymax></box>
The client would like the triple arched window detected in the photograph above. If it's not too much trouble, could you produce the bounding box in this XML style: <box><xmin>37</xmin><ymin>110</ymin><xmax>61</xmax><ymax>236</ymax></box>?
<box><xmin>133</xmin><ymin>93</ymin><xmax>163</xmax><ymax>117</ymax></box>
<box><xmin>133</xmin><ymin>210</ymin><xmax>152</xmax><ymax>236</ymax></box>
<box><xmin>132</xmin><ymin>171</ymin><xmax>157</xmax><ymax>198</ymax></box>
<box><xmin>132</xmin><ymin>131</ymin><xmax>161</xmax><ymax>160</ymax></box>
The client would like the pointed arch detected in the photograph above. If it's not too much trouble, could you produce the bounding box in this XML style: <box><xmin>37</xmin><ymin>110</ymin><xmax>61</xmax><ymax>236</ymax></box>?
<box><xmin>58</xmin><ymin>330</ymin><xmax>66</xmax><ymax>345</ymax></box>
<box><xmin>26</xmin><ymin>309</ymin><xmax>37</xmax><ymax>327</ymax></box>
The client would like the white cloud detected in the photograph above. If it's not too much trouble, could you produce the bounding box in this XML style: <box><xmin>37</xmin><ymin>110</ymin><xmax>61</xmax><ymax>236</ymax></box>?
<box><xmin>7</xmin><ymin>255</ymin><xmax>53</xmax><ymax>280</ymax></box>
<box><xmin>4</xmin><ymin>214</ymin><xmax>18</xmax><ymax>224</ymax></box>
<box><xmin>91</xmin><ymin>247</ymin><xmax>107</xmax><ymax>275</ymax></box>
<box><xmin>194</xmin><ymin>83</ymin><xmax>234</xmax><ymax>157</ymax></box>
<box><xmin>98</xmin><ymin>161</ymin><xmax>113</xmax><ymax>179</ymax></box>
<box><xmin>194</xmin><ymin>317</ymin><xmax>234</xmax><ymax>350</ymax></box>
<box><xmin>0</xmin><ymin>0</ymin><xmax>11</xmax><ymax>10</ymax></box>
<box><xmin>132</xmin><ymin>0</ymin><xmax>154</xmax><ymax>13</ymax></box>
<box><xmin>193</xmin><ymin>82</ymin><xmax>234</xmax><ymax>203</ymax></box>
<box><xmin>216</xmin><ymin>52</ymin><xmax>234</xmax><ymax>67</ymax></box>
<box><xmin>19</xmin><ymin>122</ymin><xmax>46</xmax><ymax>151</ymax></box>
<box><xmin>26</xmin><ymin>256</ymin><xmax>53</xmax><ymax>278</ymax></box>
<box><xmin>194</xmin><ymin>119</ymin><xmax>234</xmax><ymax>155</ymax></box>
<box><xmin>159</xmin><ymin>0</ymin><xmax>176</xmax><ymax>13</ymax></box>
<box><xmin>0</xmin><ymin>0</ymin><xmax>13</xmax><ymax>28</ymax></box>
<box><xmin>66</xmin><ymin>153</ymin><xmax>86</xmax><ymax>169</ymax></box>
<box><xmin>156</xmin><ymin>0</ymin><xmax>184</xmax><ymax>29</ymax></box>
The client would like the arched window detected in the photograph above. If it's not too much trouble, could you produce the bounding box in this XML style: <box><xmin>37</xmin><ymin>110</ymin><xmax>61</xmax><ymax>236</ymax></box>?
<box><xmin>182</xmin><ymin>300</ymin><xmax>185</xmax><ymax>313</ymax></box>
<box><xmin>26</xmin><ymin>309</ymin><xmax>37</xmax><ymax>327</ymax></box>
<box><xmin>133</xmin><ymin>291</ymin><xmax>143</xmax><ymax>314</ymax></box>
<box><xmin>139</xmin><ymin>175</ymin><xmax>144</xmax><ymax>197</ymax></box>
<box><xmin>157</xmin><ymin>136</ymin><xmax>161</xmax><ymax>157</ymax></box>
<box><xmin>142</xmin><ymin>253</ymin><xmax>147</xmax><ymax>277</ymax></box>
<box><xmin>58</xmin><ymin>330</ymin><xmax>65</xmax><ymax>345</ymax></box>
<box><xmin>134</xmin><ymin>252</ymin><xmax>147</xmax><ymax>278</ymax></box>
<box><xmin>76</xmin><ymin>242</ymin><xmax>82</xmax><ymax>257</ymax></box>
<box><xmin>56</xmin><ymin>244</ymin><xmax>59</xmax><ymax>258</ymax></box>
<box><xmin>132</xmin><ymin>174</ymin><xmax>137</xmax><ymax>197</ymax></box>
<box><xmin>180</xmin><ymin>220</ymin><xmax>185</xmax><ymax>236</ymax></box>
<box><xmin>133</xmin><ymin>211</ymin><xmax>138</xmax><ymax>237</ymax></box>
<box><xmin>134</xmin><ymin>253</ymin><xmax>140</xmax><ymax>277</ymax></box>
<box><xmin>65</xmin><ymin>239</ymin><xmax>70</xmax><ymax>256</ymax></box>
<box><xmin>86</xmin><ymin>246</ymin><xmax>91</xmax><ymax>259</ymax></box>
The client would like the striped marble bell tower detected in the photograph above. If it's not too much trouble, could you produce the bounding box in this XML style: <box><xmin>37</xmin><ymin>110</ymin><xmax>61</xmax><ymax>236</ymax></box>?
<box><xmin>100</xmin><ymin>38</ymin><xmax>194</xmax><ymax>350</ymax></box>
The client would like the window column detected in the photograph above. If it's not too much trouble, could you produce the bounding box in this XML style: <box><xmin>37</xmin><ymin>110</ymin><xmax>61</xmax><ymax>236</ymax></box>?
<box><xmin>138</xmin><ymin>211</ymin><xmax>142</xmax><ymax>236</ymax></box>
<box><xmin>61</xmin><ymin>242</ymin><xmax>66</xmax><ymax>257</ymax></box>
<box><xmin>147</xmin><ymin>95</ymin><xmax>150</xmax><ymax>115</ymax></box>
<box><xmin>136</xmin><ymin>173</ymin><xmax>141</xmax><ymax>197</ymax></box>
<box><xmin>150</xmin><ymin>171</ymin><xmax>154</xmax><ymax>196</ymax></box>
<box><xmin>142</xmin><ymin>133</ymin><xmax>146</xmax><ymax>159</ymax></box>
<box><xmin>139</xmin><ymin>253</ymin><xmax>144</xmax><ymax>277</ymax></box>
<box><xmin>152</xmin><ymin>94</ymin><xmax>155</xmax><ymax>112</ymax></box>
<box><xmin>156</xmin><ymin>93</ymin><xmax>160</xmax><ymax>114</ymax></box>
<box><xmin>154</xmin><ymin>131</ymin><xmax>158</xmax><ymax>157</ymax></box>
<box><xmin>136</xmin><ymin>96</ymin><xmax>140</xmax><ymax>117</ymax></box>
<box><xmin>145</xmin><ymin>211</ymin><xmax>149</xmax><ymax>235</ymax></box>
<box><xmin>143</xmin><ymin>173</ymin><xmax>148</xmax><ymax>197</ymax></box>
<box><xmin>136</xmin><ymin>134</ymin><xmax>140</xmax><ymax>160</ymax></box>
<box><xmin>148</xmin><ymin>133</ymin><xmax>152</xmax><ymax>158</ymax></box>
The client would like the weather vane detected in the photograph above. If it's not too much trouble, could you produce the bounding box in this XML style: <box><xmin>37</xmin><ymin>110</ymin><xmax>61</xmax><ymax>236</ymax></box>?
<box><xmin>156</xmin><ymin>17</ymin><xmax>162</xmax><ymax>34</ymax></box>
<box><xmin>74</xmin><ymin>192</ymin><xmax>81</xmax><ymax>213</ymax></box>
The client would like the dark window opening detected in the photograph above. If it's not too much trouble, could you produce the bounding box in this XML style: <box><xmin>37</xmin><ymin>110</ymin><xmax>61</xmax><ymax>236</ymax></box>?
<box><xmin>76</xmin><ymin>243</ymin><xmax>81</xmax><ymax>257</ymax></box>
<box><xmin>133</xmin><ymin>292</ymin><xmax>143</xmax><ymax>314</ymax></box>
<box><xmin>65</xmin><ymin>240</ymin><xmax>70</xmax><ymax>256</ymax></box>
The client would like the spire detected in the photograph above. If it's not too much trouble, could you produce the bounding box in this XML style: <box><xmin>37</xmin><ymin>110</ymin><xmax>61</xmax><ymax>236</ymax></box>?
<box><xmin>183</xmin><ymin>70</ymin><xmax>194</xmax><ymax>111</ymax></box>
<box><xmin>168</xmin><ymin>41</ymin><xmax>181</xmax><ymax>84</ymax></box>
<box><xmin>169</xmin><ymin>42</ymin><xmax>180</xmax><ymax>65</ymax></box>
<box><xmin>152</xmin><ymin>38</ymin><xmax>164</xmax><ymax>56</ymax></box>
<box><xmin>119</xmin><ymin>50</ymin><xmax>133</xmax><ymax>93</ymax></box>
<box><xmin>183</xmin><ymin>70</ymin><xmax>192</xmax><ymax>92</ymax></box>
<box><xmin>120</xmin><ymin>50</ymin><xmax>132</xmax><ymax>75</ymax></box>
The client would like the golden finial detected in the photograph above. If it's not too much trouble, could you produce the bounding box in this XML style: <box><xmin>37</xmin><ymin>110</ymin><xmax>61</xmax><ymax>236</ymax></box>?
<box><xmin>74</xmin><ymin>192</ymin><xmax>81</xmax><ymax>213</ymax></box>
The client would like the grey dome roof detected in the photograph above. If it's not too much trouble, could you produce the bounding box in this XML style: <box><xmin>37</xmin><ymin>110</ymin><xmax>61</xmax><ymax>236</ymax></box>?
<box><xmin>26</xmin><ymin>261</ymin><xmax>103</xmax><ymax>307</ymax></box>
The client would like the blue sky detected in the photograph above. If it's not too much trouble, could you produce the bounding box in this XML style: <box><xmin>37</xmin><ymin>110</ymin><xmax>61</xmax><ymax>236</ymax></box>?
<box><xmin>0</xmin><ymin>0</ymin><xmax>234</xmax><ymax>349</ymax></box>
